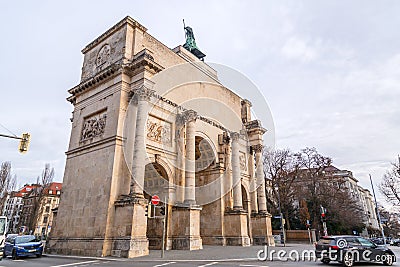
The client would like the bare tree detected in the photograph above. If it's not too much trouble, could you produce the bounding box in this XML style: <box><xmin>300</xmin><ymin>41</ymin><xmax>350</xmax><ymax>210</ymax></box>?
<box><xmin>263</xmin><ymin>148</ymin><xmax>301</xmax><ymax>230</ymax></box>
<box><xmin>0</xmin><ymin>161</ymin><xmax>17</xmax><ymax>211</ymax></box>
<box><xmin>24</xmin><ymin>163</ymin><xmax>54</xmax><ymax>232</ymax></box>
<box><xmin>379</xmin><ymin>158</ymin><xmax>400</xmax><ymax>207</ymax></box>
<box><xmin>299</xmin><ymin>198</ymin><xmax>310</xmax><ymax>227</ymax></box>
<box><xmin>295</xmin><ymin>148</ymin><xmax>364</xmax><ymax>235</ymax></box>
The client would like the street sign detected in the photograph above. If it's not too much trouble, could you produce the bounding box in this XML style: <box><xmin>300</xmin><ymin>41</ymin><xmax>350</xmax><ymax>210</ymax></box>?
<box><xmin>151</xmin><ymin>195</ymin><xmax>160</xmax><ymax>205</ymax></box>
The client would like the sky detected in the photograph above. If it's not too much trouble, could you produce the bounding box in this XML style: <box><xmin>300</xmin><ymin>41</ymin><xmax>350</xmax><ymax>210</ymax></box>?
<box><xmin>0</xmin><ymin>1</ymin><xmax>399</xmax><ymax>204</ymax></box>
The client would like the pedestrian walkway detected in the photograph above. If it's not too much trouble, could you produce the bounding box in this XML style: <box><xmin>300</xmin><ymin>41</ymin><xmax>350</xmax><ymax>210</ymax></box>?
<box><xmin>132</xmin><ymin>243</ymin><xmax>315</xmax><ymax>262</ymax></box>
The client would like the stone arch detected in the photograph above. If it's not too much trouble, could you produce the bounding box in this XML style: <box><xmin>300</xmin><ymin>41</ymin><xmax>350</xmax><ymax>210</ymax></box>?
<box><xmin>241</xmin><ymin>184</ymin><xmax>250</xmax><ymax>212</ymax></box>
<box><xmin>144</xmin><ymin>162</ymin><xmax>169</xmax><ymax>250</ymax></box>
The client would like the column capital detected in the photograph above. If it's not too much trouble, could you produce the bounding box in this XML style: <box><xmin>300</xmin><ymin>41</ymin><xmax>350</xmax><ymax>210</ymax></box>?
<box><xmin>252</xmin><ymin>144</ymin><xmax>263</xmax><ymax>153</ymax></box>
<box><xmin>230</xmin><ymin>132</ymin><xmax>240</xmax><ymax>142</ymax></box>
<box><xmin>182</xmin><ymin>109</ymin><xmax>197</xmax><ymax>123</ymax></box>
<box><xmin>133</xmin><ymin>84</ymin><xmax>155</xmax><ymax>102</ymax></box>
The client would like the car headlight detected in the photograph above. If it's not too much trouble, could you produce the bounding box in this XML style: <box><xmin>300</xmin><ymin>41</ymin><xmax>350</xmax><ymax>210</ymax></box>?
<box><xmin>16</xmin><ymin>246</ymin><xmax>24</xmax><ymax>249</ymax></box>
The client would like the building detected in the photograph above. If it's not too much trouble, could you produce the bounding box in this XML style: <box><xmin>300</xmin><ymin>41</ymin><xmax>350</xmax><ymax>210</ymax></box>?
<box><xmin>34</xmin><ymin>182</ymin><xmax>62</xmax><ymax>237</ymax></box>
<box><xmin>2</xmin><ymin>184</ymin><xmax>37</xmax><ymax>233</ymax></box>
<box><xmin>3</xmin><ymin>182</ymin><xmax>62</xmax><ymax>236</ymax></box>
<box><xmin>48</xmin><ymin>16</ymin><xmax>274</xmax><ymax>258</ymax></box>
<box><xmin>284</xmin><ymin>165</ymin><xmax>380</xmax><ymax>234</ymax></box>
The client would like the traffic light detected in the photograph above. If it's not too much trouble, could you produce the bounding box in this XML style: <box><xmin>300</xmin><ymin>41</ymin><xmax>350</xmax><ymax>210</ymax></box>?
<box><xmin>145</xmin><ymin>203</ymin><xmax>152</xmax><ymax>218</ymax></box>
<box><xmin>321</xmin><ymin>206</ymin><xmax>327</xmax><ymax>222</ymax></box>
<box><xmin>160</xmin><ymin>206</ymin><xmax>166</xmax><ymax>216</ymax></box>
<box><xmin>18</xmin><ymin>133</ymin><xmax>30</xmax><ymax>154</ymax></box>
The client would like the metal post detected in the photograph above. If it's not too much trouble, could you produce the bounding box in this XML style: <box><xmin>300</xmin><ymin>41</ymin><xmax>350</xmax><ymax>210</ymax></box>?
<box><xmin>275</xmin><ymin>180</ymin><xmax>285</xmax><ymax>246</ymax></box>
<box><xmin>322</xmin><ymin>221</ymin><xmax>328</xmax><ymax>236</ymax></box>
<box><xmin>369</xmin><ymin>174</ymin><xmax>386</xmax><ymax>245</ymax></box>
<box><xmin>161</xmin><ymin>196</ymin><xmax>167</xmax><ymax>258</ymax></box>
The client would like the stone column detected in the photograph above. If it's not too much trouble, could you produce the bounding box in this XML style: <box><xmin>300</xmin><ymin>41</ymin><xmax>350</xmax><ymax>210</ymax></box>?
<box><xmin>248</xmin><ymin>148</ymin><xmax>258</xmax><ymax>214</ymax></box>
<box><xmin>175</xmin><ymin>114</ymin><xmax>186</xmax><ymax>204</ymax></box>
<box><xmin>130</xmin><ymin>85</ymin><xmax>154</xmax><ymax>197</ymax></box>
<box><xmin>254</xmin><ymin>144</ymin><xmax>267</xmax><ymax>213</ymax></box>
<box><xmin>225</xmin><ymin>142</ymin><xmax>233</xmax><ymax>210</ymax></box>
<box><xmin>183</xmin><ymin>110</ymin><xmax>197</xmax><ymax>205</ymax></box>
<box><xmin>231</xmin><ymin>132</ymin><xmax>243</xmax><ymax>210</ymax></box>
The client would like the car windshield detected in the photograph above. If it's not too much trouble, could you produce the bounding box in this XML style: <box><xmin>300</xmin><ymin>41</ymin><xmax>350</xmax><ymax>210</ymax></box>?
<box><xmin>15</xmin><ymin>235</ymin><xmax>39</xmax><ymax>244</ymax></box>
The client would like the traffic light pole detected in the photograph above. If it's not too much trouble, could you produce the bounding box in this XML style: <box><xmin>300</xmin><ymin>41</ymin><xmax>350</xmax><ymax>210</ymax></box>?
<box><xmin>0</xmin><ymin>133</ymin><xmax>30</xmax><ymax>153</ymax></box>
<box><xmin>161</xmin><ymin>196</ymin><xmax>167</xmax><ymax>258</ymax></box>
<box><xmin>0</xmin><ymin>133</ymin><xmax>22</xmax><ymax>140</ymax></box>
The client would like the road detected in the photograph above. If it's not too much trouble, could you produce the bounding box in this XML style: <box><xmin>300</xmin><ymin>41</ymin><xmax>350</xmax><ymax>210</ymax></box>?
<box><xmin>0</xmin><ymin>244</ymin><xmax>399</xmax><ymax>267</ymax></box>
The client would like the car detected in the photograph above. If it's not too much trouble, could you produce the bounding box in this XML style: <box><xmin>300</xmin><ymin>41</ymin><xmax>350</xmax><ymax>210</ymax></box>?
<box><xmin>390</xmin><ymin>238</ymin><xmax>400</xmax><ymax>246</ymax></box>
<box><xmin>3</xmin><ymin>235</ymin><xmax>43</xmax><ymax>260</ymax></box>
<box><xmin>315</xmin><ymin>235</ymin><xmax>396</xmax><ymax>267</ymax></box>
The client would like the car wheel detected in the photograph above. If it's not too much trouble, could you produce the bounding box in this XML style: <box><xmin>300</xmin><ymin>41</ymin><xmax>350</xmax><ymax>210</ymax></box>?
<box><xmin>322</xmin><ymin>259</ymin><xmax>331</xmax><ymax>264</ymax></box>
<box><xmin>383</xmin><ymin>253</ymin><xmax>394</xmax><ymax>266</ymax></box>
<box><xmin>36</xmin><ymin>253</ymin><xmax>42</xmax><ymax>258</ymax></box>
<box><xmin>342</xmin><ymin>251</ymin><xmax>354</xmax><ymax>267</ymax></box>
<box><xmin>11</xmin><ymin>250</ymin><xmax>18</xmax><ymax>260</ymax></box>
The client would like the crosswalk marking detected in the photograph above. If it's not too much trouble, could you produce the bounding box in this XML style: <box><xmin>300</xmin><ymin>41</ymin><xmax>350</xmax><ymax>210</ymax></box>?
<box><xmin>153</xmin><ymin>262</ymin><xmax>176</xmax><ymax>267</ymax></box>
<box><xmin>50</xmin><ymin>260</ymin><xmax>100</xmax><ymax>267</ymax></box>
<box><xmin>198</xmin><ymin>262</ymin><xmax>219</xmax><ymax>267</ymax></box>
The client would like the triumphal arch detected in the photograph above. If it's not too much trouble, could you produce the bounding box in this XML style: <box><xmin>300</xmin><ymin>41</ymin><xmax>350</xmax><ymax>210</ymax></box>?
<box><xmin>48</xmin><ymin>16</ymin><xmax>274</xmax><ymax>258</ymax></box>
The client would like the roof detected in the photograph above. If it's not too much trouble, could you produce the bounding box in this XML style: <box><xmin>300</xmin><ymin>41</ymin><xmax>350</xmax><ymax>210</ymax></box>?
<box><xmin>43</xmin><ymin>182</ymin><xmax>62</xmax><ymax>195</ymax></box>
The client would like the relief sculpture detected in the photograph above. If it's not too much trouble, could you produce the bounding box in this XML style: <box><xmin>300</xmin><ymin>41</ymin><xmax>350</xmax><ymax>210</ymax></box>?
<box><xmin>239</xmin><ymin>152</ymin><xmax>247</xmax><ymax>171</ymax></box>
<box><xmin>146</xmin><ymin>116</ymin><xmax>171</xmax><ymax>145</ymax></box>
<box><xmin>81</xmin><ymin>112</ymin><xmax>107</xmax><ymax>141</ymax></box>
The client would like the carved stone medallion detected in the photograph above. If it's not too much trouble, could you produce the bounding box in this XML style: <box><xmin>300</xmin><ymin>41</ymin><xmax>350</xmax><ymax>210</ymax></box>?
<box><xmin>96</xmin><ymin>44</ymin><xmax>111</xmax><ymax>66</ymax></box>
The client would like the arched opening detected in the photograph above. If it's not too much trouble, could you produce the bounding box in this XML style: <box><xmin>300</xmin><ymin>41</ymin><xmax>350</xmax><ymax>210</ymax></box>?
<box><xmin>144</xmin><ymin>162</ymin><xmax>169</xmax><ymax>250</ymax></box>
<box><xmin>242</xmin><ymin>185</ymin><xmax>249</xmax><ymax>212</ymax></box>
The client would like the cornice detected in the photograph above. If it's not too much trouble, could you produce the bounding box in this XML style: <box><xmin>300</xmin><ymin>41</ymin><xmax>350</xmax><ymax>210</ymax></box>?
<box><xmin>67</xmin><ymin>51</ymin><xmax>163</xmax><ymax>104</ymax></box>
<box><xmin>82</xmin><ymin>16</ymin><xmax>147</xmax><ymax>54</ymax></box>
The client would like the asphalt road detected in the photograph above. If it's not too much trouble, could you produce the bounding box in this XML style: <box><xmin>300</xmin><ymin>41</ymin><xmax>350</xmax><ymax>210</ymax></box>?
<box><xmin>0</xmin><ymin>244</ymin><xmax>399</xmax><ymax>267</ymax></box>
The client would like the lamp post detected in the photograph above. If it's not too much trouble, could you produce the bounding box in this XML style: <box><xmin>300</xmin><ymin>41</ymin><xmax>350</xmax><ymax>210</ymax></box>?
<box><xmin>369</xmin><ymin>174</ymin><xmax>386</xmax><ymax>245</ymax></box>
<box><xmin>274</xmin><ymin>179</ymin><xmax>286</xmax><ymax>246</ymax></box>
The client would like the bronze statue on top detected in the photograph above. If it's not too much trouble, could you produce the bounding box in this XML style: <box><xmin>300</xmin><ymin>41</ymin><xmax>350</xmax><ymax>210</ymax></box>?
<box><xmin>183</xmin><ymin>19</ymin><xmax>206</xmax><ymax>61</ymax></box>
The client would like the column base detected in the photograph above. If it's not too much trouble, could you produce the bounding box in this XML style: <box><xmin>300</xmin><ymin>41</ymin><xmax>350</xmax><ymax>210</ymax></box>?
<box><xmin>112</xmin><ymin>196</ymin><xmax>149</xmax><ymax>258</ymax></box>
<box><xmin>251</xmin><ymin>212</ymin><xmax>275</xmax><ymax>246</ymax></box>
<box><xmin>170</xmin><ymin>206</ymin><xmax>202</xmax><ymax>250</ymax></box>
<box><xmin>224</xmin><ymin>210</ymin><xmax>251</xmax><ymax>246</ymax></box>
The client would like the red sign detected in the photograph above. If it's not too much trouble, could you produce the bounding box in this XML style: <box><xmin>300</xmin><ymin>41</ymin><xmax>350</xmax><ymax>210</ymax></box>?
<box><xmin>151</xmin><ymin>195</ymin><xmax>160</xmax><ymax>205</ymax></box>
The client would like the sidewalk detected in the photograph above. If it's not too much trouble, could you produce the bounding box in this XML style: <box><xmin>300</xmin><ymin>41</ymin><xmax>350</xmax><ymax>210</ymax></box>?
<box><xmin>44</xmin><ymin>243</ymin><xmax>315</xmax><ymax>262</ymax></box>
<box><xmin>131</xmin><ymin>243</ymin><xmax>315</xmax><ymax>262</ymax></box>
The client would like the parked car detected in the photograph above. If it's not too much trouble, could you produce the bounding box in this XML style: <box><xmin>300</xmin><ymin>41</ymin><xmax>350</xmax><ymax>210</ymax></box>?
<box><xmin>315</xmin><ymin>235</ymin><xmax>396</xmax><ymax>267</ymax></box>
<box><xmin>390</xmin><ymin>238</ymin><xmax>400</xmax><ymax>246</ymax></box>
<box><xmin>370</xmin><ymin>237</ymin><xmax>388</xmax><ymax>245</ymax></box>
<box><xmin>3</xmin><ymin>235</ymin><xmax>43</xmax><ymax>260</ymax></box>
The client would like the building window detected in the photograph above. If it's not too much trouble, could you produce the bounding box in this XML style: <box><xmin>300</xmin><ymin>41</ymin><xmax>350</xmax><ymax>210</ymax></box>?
<box><xmin>49</xmin><ymin>190</ymin><xmax>53</xmax><ymax>194</ymax></box>
<box><xmin>43</xmin><ymin>216</ymin><xmax>48</xmax><ymax>224</ymax></box>
<box><xmin>45</xmin><ymin>206</ymin><xmax>50</xmax><ymax>213</ymax></box>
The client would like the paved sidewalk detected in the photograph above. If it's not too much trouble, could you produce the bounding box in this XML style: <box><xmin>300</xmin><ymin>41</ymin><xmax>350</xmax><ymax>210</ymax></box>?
<box><xmin>131</xmin><ymin>243</ymin><xmax>315</xmax><ymax>261</ymax></box>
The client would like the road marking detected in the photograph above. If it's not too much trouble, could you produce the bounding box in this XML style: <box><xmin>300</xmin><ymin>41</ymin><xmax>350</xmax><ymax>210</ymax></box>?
<box><xmin>153</xmin><ymin>262</ymin><xmax>176</xmax><ymax>267</ymax></box>
<box><xmin>198</xmin><ymin>262</ymin><xmax>219</xmax><ymax>267</ymax></box>
<box><xmin>50</xmin><ymin>260</ymin><xmax>100</xmax><ymax>267</ymax></box>
<box><xmin>240</xmin><ymin>265</ymin><xmax>269</xmax><ymax>267</ymax></box>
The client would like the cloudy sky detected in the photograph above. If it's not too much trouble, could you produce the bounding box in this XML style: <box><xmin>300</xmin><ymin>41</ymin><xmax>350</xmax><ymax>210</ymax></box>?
<box><xmin>1</xmin><ymin>1</ymin><xmax>399</xmax><ymax>203</ymax></box>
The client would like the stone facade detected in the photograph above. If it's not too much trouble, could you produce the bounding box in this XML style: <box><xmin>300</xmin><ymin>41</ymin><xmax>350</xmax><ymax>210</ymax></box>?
<box><xmin>47</xmin><ymin>16</ymin><xmax>274</xmax><ymax>258</ymax></box>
